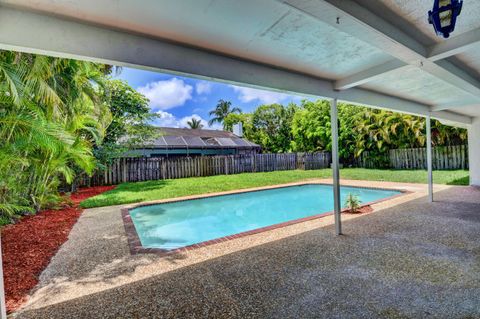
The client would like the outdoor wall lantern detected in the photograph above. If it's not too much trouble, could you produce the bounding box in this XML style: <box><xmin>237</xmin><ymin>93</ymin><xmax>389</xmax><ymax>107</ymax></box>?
<box><xmin>428</xmin><ymin>0</ymin><xmax>463</xmax><ymax>38</ymax></box>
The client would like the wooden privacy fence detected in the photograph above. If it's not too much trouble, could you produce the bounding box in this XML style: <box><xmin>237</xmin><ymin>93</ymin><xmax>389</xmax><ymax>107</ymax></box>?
<box><xmin>79</xmin><ymin>152</ymin><xmax>331</xmax><ymax>186</ymax></box>
<box><xmin>389</xmin><ymin>145</ymin><xmax>468</xmax><ymax>170</ymax></box>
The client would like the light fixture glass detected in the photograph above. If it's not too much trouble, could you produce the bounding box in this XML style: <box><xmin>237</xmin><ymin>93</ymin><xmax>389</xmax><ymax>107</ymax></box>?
<box><xmin>428</xmin><ymin>0</ymin><xmax>462</xmax><ymax>38</ymax></box>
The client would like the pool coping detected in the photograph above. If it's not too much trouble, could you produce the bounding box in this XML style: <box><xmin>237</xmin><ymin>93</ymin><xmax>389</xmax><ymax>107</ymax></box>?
<box><xmin>121</xmin><ymin>182</ymin><xmax>410</xmax><ymax>256</ymax></box>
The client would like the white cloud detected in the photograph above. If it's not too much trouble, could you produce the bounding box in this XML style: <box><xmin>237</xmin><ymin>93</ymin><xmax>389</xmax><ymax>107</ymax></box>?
<box><xmin>154</xmin><ymin>110</ymin><xmax>180</xmax><ymax>127</ymax></box>
<box><xmin>154</xmin><ymin>111</ymin><xmax>222</xmax><ymax>130</ymax></box>
<box><xmin>230</xmin><ymin>85</ymin><xmax>293</xmax><ymax>104</ymax></box>
<box><xmin>138</xmin><ymin>78</ymin><xmax>193</xmax><ymax>110</ymax></box>
<box><xmin>195</xmin><ymin>81</ymin><xmax>212</xmax><ymax>95</ymax></box>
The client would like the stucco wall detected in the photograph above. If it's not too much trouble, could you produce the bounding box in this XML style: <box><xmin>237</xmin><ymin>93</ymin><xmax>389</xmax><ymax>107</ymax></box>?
<box><xmin>468</xmin><ymin>117</ymin><xmax>480</xmax><ymax>186</ymax></box>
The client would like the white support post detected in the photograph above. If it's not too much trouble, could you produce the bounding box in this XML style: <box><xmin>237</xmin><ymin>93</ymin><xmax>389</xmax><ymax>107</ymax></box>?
<box><xmin>0</xmin><ymin>232</ymin><xmax>7</xmax><ymax>319</ymax></box>
<box><xmin>426</xmin><ymin>115</ymin><xmax>434</xmax><ymax>202</ymax></box>
<box><xmin>469</xmin><ymin>118</ymin><xmax>480</xmax><ymax>186</ymax></box>
<box><xmin>330</xmin><ymin>98</ymin><xmax>342</xmax><ymax>235</ymax></box>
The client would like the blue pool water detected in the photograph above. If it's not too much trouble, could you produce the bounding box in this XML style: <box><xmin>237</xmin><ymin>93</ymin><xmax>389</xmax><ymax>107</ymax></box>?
<box><xmin>129</xmin><ymin>184</ymin><xmax>400</xmax><ymax>250</ymax></box>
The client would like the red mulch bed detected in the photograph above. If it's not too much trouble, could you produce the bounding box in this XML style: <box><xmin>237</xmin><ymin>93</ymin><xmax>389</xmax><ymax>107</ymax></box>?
<box><xmin>1</xmin><ymin>186</ymin><xmax>115</xmax><ymax>314</ymax></box>
<box><xmin>343</xmin><ymin>205</ymin><xmax>373</xmax><ymax>214</ymax></box>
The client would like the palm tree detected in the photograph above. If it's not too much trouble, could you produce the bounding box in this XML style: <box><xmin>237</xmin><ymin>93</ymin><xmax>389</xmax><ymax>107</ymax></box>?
<box><xmin>187</xmin><ymin>118</ymin><xmax>203</xmax><ymax>129</ymax></box>
<box><xmin>0</xmin><ymin>51</ymin><xmax>110</xmax><ymax>218</ymax></box>
<box><xmin>208</xmin><ymin>99</ymin><xmax>241</xmax><ymax>128</ymax></box>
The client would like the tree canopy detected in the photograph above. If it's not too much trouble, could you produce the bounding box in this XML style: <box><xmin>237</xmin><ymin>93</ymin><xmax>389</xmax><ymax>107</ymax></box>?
<box><xmin>102</xmin><ymin>79</ymin><xmax>151</xmax><ymax>144</ymax></box>
<box><xmin>94</xmin><ymin>79</ymin><xmax>158</xmax><ymax>168</ymax></box>
<box><xmin>251</xmin><ymin>103</ymin><xmax>297</xmax><ymax>153</ymax></box>
<box><xmin>223</xmin><ymin>99</ymin><xmax>467</xmax><ymax>163</ymax></box>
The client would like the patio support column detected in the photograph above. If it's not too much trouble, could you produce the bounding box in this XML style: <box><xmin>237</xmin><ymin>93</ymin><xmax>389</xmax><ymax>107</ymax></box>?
<box><xmin>0</xmin><ymin>233</ymin><xmax>6</xmax><ymax>319</ymax></box>
<box><xmin>468</xmin><ymin>117</ymin><xmax>480</xmax><ymax>186</ymax></box>
<box><xmin>426</xmin><ymin>115</ymin><xmax>433</xmax><ymax>202</ymax></box>
<box><xmin>330</xmin><ymin>98</ymin><xmax>342</xmax><ymax>235</ymax></box>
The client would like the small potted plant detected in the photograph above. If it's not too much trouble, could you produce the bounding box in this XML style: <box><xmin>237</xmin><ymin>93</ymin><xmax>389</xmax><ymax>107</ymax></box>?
<box><xmin>344</xmin><ymin>193</ymin><xmax>362</xmax><ymax>213</ymax></box>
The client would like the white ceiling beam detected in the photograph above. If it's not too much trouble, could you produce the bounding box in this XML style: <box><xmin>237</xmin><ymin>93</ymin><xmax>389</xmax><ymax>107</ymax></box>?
<box><xmin>0</xmin><ymin>5</ymin><xmax>471</xmax><ymax>125</ymax></box>
<box><xmin>434</xmin><ymin>113</ymin><xmax>471</xmax><ymax>129</ymax></box>
<box><xmin>334</xmin><ymin>60</ymin><xmax>407</xmax><ymax>90</ymax></box>
<box><xmin>427</xmin><ymin>59</ymin><xmax>480</xmax><ymax>97</ymax></box>
<box><xmin>431</xmin><ymin>102</ymin><xmax>479</xmax><ymax>112</ymax></box>
<box><xmin>335</xmin><ymin>33</ymin><xmax>480</xmax><ymax>96</ymax></box>
<box><xmin>283</xmin><ymin>0</ymin><xmax>480</xmax><ymax>99</ymax></box>
<box><xmin>428</xmin><ymin>27</ymin><xmax>480</xmax><ymax>61</ymax></box>
<box><xmin>335</xmin><ymin>58</ymin><xmax>480</xmax><ymax>99</ymax></box>
<box><xmin>335</xmin><ymin>26</ymin><xmax>480</xmax><ymax>92</ymax></box>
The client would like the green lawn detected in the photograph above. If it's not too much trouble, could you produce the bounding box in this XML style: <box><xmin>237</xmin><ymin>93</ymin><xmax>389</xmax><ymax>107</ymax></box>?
<box><xmin>80</xmin><ymin>168</ymin><xmax>469</xmax><ymax>208</ymax></box>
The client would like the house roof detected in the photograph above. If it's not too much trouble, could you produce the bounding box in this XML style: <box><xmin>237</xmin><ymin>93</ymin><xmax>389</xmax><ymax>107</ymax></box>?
<box><xmin>143</xmin><ymin>127</ymin><xmax>260</xmax><ymax>149</ymax></box>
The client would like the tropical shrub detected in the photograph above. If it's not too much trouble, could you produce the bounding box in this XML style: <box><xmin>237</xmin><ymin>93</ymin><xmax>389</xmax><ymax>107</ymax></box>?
<box><xmin>344</xmin><ymin>193</ymin><xmax>362</xmax><ymax>213</ymax></box>
<box><xmin>0</xmin><ymin>51</ymin><xmax>112</xmax><ymax>221</ymax></box>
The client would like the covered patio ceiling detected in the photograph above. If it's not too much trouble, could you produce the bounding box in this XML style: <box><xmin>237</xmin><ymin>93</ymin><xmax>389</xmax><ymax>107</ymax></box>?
<box><xmin>0</xmin><ymin>0</ymin><xmax>479</xmax><ymax>125</ymax></box>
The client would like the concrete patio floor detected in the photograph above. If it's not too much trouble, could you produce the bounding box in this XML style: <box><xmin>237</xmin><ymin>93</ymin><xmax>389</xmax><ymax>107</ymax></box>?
<box><xmin>13</xmin><ymin>181</ymin><xmax>480</xmax><ymax>319</ymax></box>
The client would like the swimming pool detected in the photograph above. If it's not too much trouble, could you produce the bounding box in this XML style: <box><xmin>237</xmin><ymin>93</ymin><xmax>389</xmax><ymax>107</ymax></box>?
<box><xmin>126</xmin><ymin>184</ymin><xmax>401</xmax><ymax>251</ymax></box>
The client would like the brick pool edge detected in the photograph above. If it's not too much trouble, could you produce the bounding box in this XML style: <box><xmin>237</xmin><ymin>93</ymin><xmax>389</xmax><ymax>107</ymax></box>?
<box><xmin>121</xmin><ymin>182</ymin><xmax>410</xmax><ymax>256</ymax></box>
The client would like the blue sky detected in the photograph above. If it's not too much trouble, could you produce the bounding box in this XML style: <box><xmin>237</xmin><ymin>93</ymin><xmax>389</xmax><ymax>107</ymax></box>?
<box><xmin>114</xmin><ymin>67</ymin><xmax>305</xmax><ymax>129</ymax></box>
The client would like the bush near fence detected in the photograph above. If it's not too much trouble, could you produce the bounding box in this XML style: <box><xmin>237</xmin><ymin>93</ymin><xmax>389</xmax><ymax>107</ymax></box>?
<box><xmin>355</xmin><ymin>152</ymin><xmax>389</xmax><ymax>169</ymax></box>
<box><xmin>78</xmin><ymin>152</ymin><xmax>332</xmax><ymax>186</ymax></box>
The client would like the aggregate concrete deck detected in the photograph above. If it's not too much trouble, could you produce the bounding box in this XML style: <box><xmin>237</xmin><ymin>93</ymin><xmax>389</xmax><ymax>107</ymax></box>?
<box><xmin>13</xmin><ymin>180</ymin><xmax>480</xmax><ymax>319</ymax></box>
